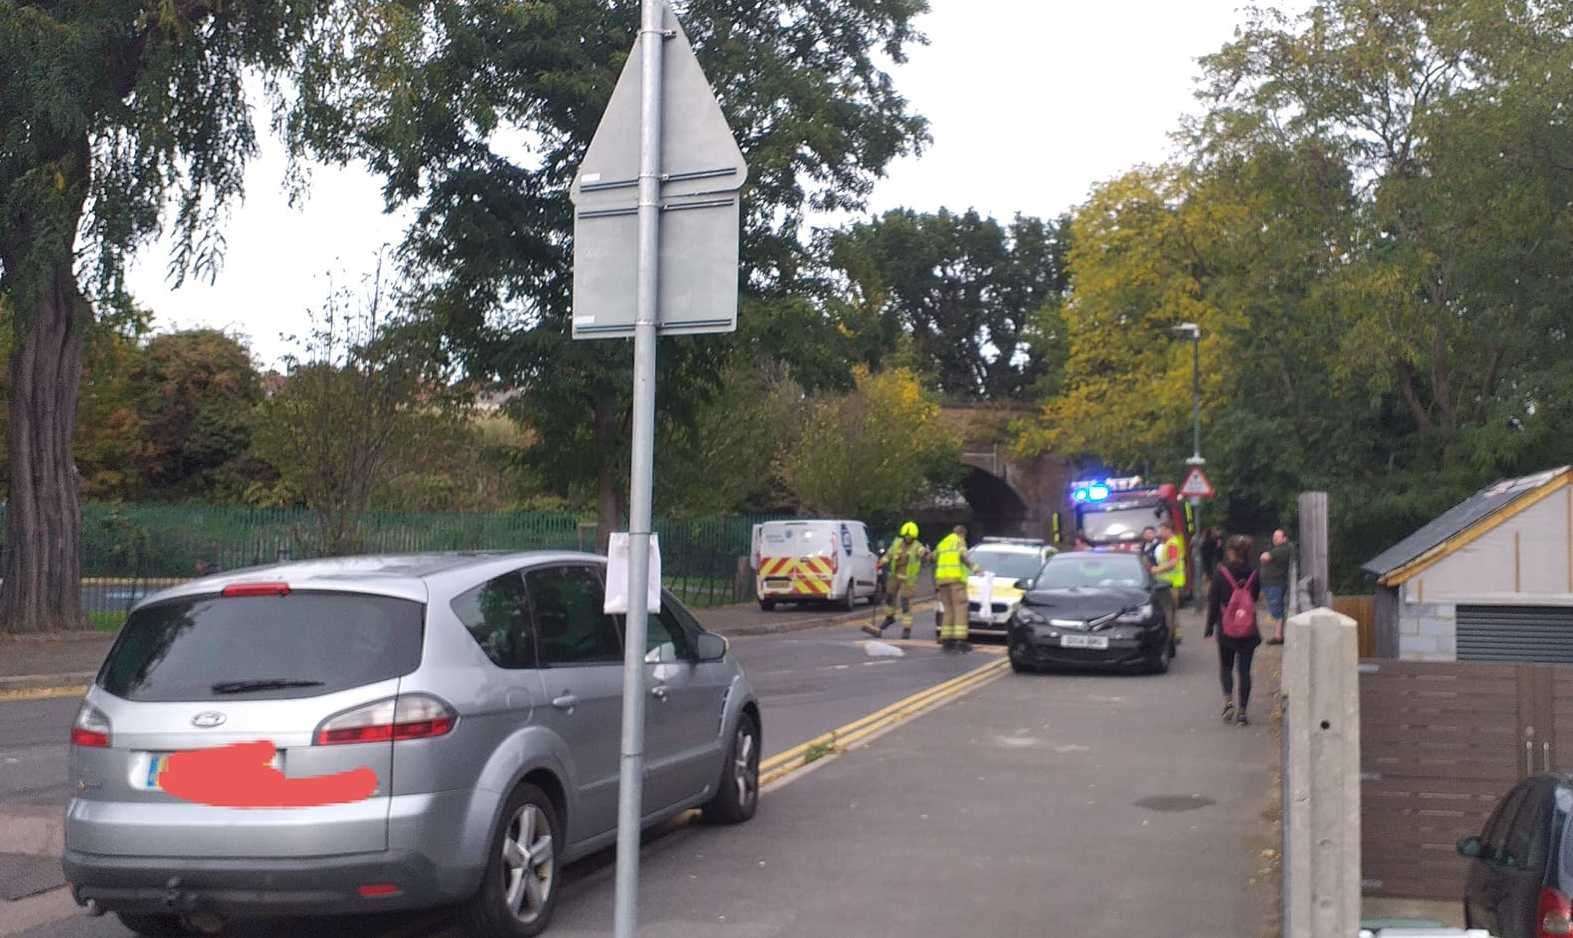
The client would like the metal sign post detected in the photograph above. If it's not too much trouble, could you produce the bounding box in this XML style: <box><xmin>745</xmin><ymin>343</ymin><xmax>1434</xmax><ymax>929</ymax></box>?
<box><xmin>608</xmin><ymin>3</ymin><xmax>665</xmax><ymax>935</ymax></box>
<box><xmin>568</xmin><ymin>3</ymin><xmax>748</xmax><ymax>935</ymax></box>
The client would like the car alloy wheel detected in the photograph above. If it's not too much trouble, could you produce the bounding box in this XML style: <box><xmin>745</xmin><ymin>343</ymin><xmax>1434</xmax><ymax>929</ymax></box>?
<box><xmin>732</xmin><ymin>722</ymin><xmax>759</xmax><ymax>809</ymax></box>
<box><xmin>500</xmin><ymin>803</ymin><xmax>555</xmax><ymax>925</ymax></box>
<box><xmin>704</xmin><ymin>712</ymin><xmax>760</xmax><ymax>823</ymax></box>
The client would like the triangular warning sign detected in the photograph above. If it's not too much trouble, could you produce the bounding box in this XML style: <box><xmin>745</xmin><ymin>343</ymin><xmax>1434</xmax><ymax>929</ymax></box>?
<box><xmin>571</xmin><ymin>3</ymin><xmax>748</xmax><ymax>206</ymax></box>
<box><xmin>1180</xmin><ymin>467</ymin><xmax>1215</xmax><ymax>499</ymax></box>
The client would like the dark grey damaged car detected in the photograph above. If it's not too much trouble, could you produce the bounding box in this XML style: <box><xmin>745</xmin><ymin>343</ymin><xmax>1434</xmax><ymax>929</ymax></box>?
<box><xmin>1005</xmin><ymin>552</ymin><xmax>1174</xmax><ymax>675</ymax></box>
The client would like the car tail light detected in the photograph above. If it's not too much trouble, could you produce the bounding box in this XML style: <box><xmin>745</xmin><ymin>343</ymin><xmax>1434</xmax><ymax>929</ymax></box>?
<box><xmin>70</xmin><ymin>703</ymin><xmax>111</xmax><ymax>748</ymax></box>
<box><xmin>1541</xmin><ymin>888</ymin><xmax>1573</xmax><ymax>937</ymax></box>
<box><xmin>314</xmin><ymin>694</ymin><xmax>456</xmax><ymax>746</ymax></box>
<box><xmin>828</xmin><ymin>550</ymin><xmax>839</xmax><ymax>573</ymax></box>
<box><xmin>357</xmin><ymin>883</ymin><xmax>402</xmax><ymax>898</ymax></box>
<box><xmin>222</xmin><ymin>582</ymin><xmax>291</xmax><ymax>598</ymax></box>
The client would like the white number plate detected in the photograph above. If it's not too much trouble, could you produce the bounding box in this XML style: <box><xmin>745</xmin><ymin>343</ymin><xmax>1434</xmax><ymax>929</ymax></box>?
<box><xmin>1060</xmin><ymin>634</ymin><xmax>1109</xmax><ymax>650</ymax></box>
<box><xmin>139</xmin><ymin>751</ymin><xmax>281</xmax><ymax>791</ymax></box>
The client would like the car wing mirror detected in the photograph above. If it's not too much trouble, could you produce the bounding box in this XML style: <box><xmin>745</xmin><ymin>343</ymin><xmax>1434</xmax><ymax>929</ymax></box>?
<box><xmin>1015</xmin><ymin>579</ymin><xmax>1034</xmax><ymax>590</ymax></box>
<box><xmin>1456</xmin><ymin>835</ymin><xmax>1486</xmax><ymax>859</ymax></box>
<box><xmin>695</xmin><ymin>632</ymin><xmax>729</xmax><ymax>662</ymax></box>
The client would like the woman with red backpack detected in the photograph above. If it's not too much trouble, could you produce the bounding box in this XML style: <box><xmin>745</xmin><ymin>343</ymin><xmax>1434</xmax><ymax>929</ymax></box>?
<box><xmin>1205</xmin><ymin>534</ymin><xmax>1262</xmax><ymax>726</ymax></box>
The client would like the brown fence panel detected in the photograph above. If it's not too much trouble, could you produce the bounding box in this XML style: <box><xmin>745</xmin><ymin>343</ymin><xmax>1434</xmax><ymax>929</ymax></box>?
<box><xmin>1360</xmin><ymin>659</ymin><xmax>1526</xmax><ymax>900</ymax></box>
<box><xmin>1335</xmin><ymin>595</ymin><xmax>1377</xmax><ymax>657</ymax></box>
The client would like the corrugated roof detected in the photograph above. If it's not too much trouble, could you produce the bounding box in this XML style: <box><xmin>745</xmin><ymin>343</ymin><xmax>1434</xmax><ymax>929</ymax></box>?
<box><xmin>1363</xmin><ymin>467</ymin><xmax>1571</xmax><ymax>579</ymax></box>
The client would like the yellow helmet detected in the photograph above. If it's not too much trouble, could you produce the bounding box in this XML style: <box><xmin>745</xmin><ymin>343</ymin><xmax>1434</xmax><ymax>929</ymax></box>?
<box><xmin>900</xmin><ymin>521</ymin><xmax>919</xmax><ymax>539</ymax></box>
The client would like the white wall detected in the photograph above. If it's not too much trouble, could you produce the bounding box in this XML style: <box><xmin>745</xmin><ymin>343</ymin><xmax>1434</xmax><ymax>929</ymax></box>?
<box><xmin>1398</xmin><ymin>485</ymin><xmax>1573</xmax><ymax>661</ymax></box>
<box><xmin>1406</xmin><ymin>486</ymin><xmax>1572</xmax><ymax>603</ymax></box>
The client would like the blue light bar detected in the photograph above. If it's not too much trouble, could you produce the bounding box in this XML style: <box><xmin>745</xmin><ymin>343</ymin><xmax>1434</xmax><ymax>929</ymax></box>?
<box><xmin>1071</xmin><ymin>481</ymin><xmax>1113</xmax><ymax>503</ymax></box>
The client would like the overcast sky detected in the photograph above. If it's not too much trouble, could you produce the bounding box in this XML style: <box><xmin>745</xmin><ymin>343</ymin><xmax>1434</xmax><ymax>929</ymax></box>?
<box><xmin>124</xmin><ymin>0</ymin><xmax>1275</xmax><ymax>368</ymax></box>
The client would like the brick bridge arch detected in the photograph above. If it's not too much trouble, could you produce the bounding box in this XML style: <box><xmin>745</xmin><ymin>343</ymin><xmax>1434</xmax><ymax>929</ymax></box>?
<box><xmin>918</xmin><ymin>404</ymin><xmax>1074</xmax><ymax>542</ymax></box>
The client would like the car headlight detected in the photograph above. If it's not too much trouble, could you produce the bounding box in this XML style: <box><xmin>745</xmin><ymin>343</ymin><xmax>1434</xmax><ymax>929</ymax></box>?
<box><xmin>1015</xmin><ymin>607</ymin><xmax>1047</xmax><ymax>626</ymax></box>
<box><xmin>1117</xmin><ymin>603</ymin><xmax>1155</xmax><ymax>624</ymax></box>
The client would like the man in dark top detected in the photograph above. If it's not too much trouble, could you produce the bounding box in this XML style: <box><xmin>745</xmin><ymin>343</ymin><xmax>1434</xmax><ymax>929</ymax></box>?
<box><xmin>1260</xmin><ymin>529</ymin><xmax>1292</xmax><ymax>645</ymax></box>
<box><xmin>1140</xmin><ymin>526</ymin><xmax>1159</xmax><ymax>570</ymax></box>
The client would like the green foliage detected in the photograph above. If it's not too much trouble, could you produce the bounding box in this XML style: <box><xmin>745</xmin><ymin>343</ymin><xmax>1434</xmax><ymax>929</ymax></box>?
<box><xmin>308</xmin><ymin>0</ymin><xmax>932</xmax><ymax>531</ymax></box>
<box><xmin>1023</xmin><ymin>0</ymin><xmax>1573</xmax><ymax>586</ymax></box>
<box><xmin>781</xmin><ymin>367</ymin><xmax>961</xmax><ymax>524</ymax></box>
<box><xmin>130</xmin><ymin>329</ymin><xmax>265</xmax><ymax>501</ymax></box>
<box><xmin>657</xmin><ymin>359</ymin><xmax>803</xmax><ymax>517</ymax></box>
<box><xmin>819</xmin><ymin>209</ymin><xmax>1071</xmax><ymax>400</ymax></box>
<box><xmin>252</xmin><ymin>273</ymin><xmax>472</xmax><ymax>554</ymax></box>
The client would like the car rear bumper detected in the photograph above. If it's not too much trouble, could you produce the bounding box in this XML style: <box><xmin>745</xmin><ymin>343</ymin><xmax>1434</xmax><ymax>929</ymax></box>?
<box><xmin>62</xmin><ymin>787</ymin><xmax>486</xmax><ymax>918</ymax></box>
<box><xmin>63</xmin><ymin>847</ymin><xmax>477</xmax><ymax>917</ymax></box>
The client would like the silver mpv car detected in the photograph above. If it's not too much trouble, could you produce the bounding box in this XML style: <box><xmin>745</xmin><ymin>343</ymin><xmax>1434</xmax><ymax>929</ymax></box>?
<box><xmin>63</xmin><ymin>552</ymin><xmax>762</xmax><ymax>936</ymax></box>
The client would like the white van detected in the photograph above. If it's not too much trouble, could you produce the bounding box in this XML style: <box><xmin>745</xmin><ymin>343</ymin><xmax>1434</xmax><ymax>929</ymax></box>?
<box><xmin>751</xmin><ymin>520</ymin><xmax>878</xmax><ymax>611</ymax></box>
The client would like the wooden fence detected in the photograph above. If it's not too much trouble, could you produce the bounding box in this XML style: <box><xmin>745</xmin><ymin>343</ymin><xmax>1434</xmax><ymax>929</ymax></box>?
<box><xmin>1334</xmin><ymin>595</ymin><xmax>1376</xmax><ymax>658</ymax></box>
<box><xmin>1360</xmin><ymin>658</ymin><xmax>1570</xmax><ymax>899</ymax></box>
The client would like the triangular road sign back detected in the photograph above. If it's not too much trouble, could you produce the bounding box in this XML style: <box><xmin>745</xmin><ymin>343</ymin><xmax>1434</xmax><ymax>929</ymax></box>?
<box><xmin>571</xmin><ymin>5</ymin><xmax>748</xmax><ymax>204</ymax></box>
<box><xmin>569</xmin><ymin>2</ymin><xmax>749</xmax><ymax>340</ymax></box>
<box><xmin>1180</xmin><ymin>467</ymin><xmax>1216</xmax><ymax>499</ymax></box>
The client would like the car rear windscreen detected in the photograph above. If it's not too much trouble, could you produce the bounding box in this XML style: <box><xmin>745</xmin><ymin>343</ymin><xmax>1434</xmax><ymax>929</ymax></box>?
<box><xmin>99</xmin><ymin>592</ymin><xmax>425</xmax><ymax>702</ymax></box>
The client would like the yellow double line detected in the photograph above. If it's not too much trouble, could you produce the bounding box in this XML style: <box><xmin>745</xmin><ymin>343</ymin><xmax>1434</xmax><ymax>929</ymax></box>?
<box><xmin>0</xmin><ymin>683</ymin><xmax>90</xmax><ymax>703</ymax></box>
<box><xmin>757</xmin><ymin>656</ymin><xmax>1010</xmax><ymax>788</ymax></box>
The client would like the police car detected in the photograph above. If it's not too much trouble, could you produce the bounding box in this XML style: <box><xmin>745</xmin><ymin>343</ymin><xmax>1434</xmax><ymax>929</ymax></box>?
<box><xmin>966</xmin><ymin>538</ymin><xmax>1057</xmax><ymax>638</ymax></box>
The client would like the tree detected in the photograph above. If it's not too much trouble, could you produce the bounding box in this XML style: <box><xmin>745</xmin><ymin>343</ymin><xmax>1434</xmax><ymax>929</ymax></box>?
<box><xmin>129</xmin><ymin>330</ymin><xmax>264</xmax><ymax>501</ymax></box>
<box><xmin>820</xmin><ymin>209</ymin><xmax>1071</xmax><ymax>400</ymax></box>
<box><xmin>0</xmin><ymin>0</ymin><xmax>360</xmax><ymax>631</ymax></box>
<box><xmin>782</xmin><ymin>367</ymin><xmax>960</xmax><ymax>522</ymax></box>
<box><xmin>314</xmin><ymin>0</ymin><xmax>930</xmax><ymax>541</ymax></box>
<box><xmin>1019</xmin><ymin>0</ymin><xmax>1573</xmax><ymax>582</ymax></box>
<box><xmin>1014</xmin><ymin>168</ymin><xmax>1237</xmax><ymax>474</ymax></box>
<box><xmin>657</xmin><ymin>358</ymin><xmax>803</xmax><ymax>516</ymax></box>
<box><xmin>252</xmin><ymin>275</ymin><xmax>468</xmax><ymax>555</ymax></box>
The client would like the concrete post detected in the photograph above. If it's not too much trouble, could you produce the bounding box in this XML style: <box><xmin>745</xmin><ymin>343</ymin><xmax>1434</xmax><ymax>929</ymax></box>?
<box><xmin>1297</xmin><ymin>492</ymin><xmax>1330</xmax><ymax>607</ymax></box>
<box><xmin>1284</xmin><ymin>608</ymin><xmax>1361</xmax><ymax>938</ymax></box>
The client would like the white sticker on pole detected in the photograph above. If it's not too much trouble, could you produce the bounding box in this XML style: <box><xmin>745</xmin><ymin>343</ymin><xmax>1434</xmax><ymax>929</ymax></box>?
<box><xmin>981</xmin><ymin>572</ymin><xmax>996</xmax><ymax>613</ymax></box>
<box><xmin>603</xmin><ymin>533</ymin><xmax>662</xmax><ymax>614</ymax></box>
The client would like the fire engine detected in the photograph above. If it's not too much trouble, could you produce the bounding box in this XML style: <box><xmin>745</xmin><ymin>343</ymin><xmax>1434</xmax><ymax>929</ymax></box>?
<box><xmin>1053</xmin><ymin>475</ymin><xmax>1197</xmax><ymax>601</ymax></box>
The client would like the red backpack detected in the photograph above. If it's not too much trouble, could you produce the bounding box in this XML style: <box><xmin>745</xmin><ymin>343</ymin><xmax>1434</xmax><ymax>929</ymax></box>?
<box><xmin>1218</xmin><ymin>567</ymin><xmax>1260</xmax><ymax>640</ymax></box>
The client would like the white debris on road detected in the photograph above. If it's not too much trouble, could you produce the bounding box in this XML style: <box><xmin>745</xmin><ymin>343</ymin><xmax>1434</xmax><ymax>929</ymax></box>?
<box><xmin>861</xmin><ymin>641</ymin><xmax>905</xmax><ymax>657</ymax></box>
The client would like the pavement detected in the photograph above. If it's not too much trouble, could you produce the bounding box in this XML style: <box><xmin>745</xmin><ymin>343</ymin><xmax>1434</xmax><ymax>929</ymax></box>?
<box><xmin>2</xmin><ymin>607</ymin><xmax>1285</xmax><ymax>937</ymax></box>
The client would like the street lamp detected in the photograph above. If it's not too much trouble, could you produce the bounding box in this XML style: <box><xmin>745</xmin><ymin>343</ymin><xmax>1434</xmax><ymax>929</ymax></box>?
<box><xmin>1169</xmin><ymin>323</ymin><xmax>1203</xmax><ymax>468</ymax></box>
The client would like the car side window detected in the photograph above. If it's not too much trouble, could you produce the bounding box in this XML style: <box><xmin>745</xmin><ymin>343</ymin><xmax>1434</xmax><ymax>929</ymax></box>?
<box><xmin>1506</xmin><ymin>784</ymin><xmax>1551</xmax><ymax>870</ymax></box>
<box><xmin>527</xmin><ymin>565</ymin><xmax>624</xmax><ymax>666</ymax></box>
<box><xmin>1487</xmin><ymin>785</ymin><xmax>1530</xmax><ymax>864</ymax></box>
<box><xmin>639</xmin><ymin>599</ymin><xmax>694</xmax><ymax>664</ymax></box>
<box><xmin>451</xmin><ymin>572</ymin><xmax>536</xmax><ymax>669</ymax></box>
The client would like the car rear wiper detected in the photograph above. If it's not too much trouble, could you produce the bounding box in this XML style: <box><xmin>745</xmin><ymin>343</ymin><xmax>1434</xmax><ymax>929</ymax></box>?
<box><xmin>211</xmin><ymin>679</ymin><xmax>326</xmax><ymax>694</ymax></box>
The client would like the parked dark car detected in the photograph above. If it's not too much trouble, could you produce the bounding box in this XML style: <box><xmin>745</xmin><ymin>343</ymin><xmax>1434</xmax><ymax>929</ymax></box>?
<box><xmin>1459</xmin><ymin>773</ymin><xmax>1573</xmax><ymax>938</ymax></box>
<box><xmin>1005</xmin><ymin>551</ymin><xmax>1172</xmax><ymax>675</ymax></box>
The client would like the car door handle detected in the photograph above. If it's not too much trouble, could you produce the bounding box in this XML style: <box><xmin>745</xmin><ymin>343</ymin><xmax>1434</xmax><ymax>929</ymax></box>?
<box><xmin>551</xmin><ymin>693</ymin><xmax>579</xmax><ymax>712</ymax></box>
<box><xmin>650</xmin><ymin>685</ymin><xmax>669</xmax><ymax>702</ymax></box>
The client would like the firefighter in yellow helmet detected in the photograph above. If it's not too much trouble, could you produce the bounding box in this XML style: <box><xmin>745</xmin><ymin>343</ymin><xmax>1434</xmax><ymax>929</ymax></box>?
<box><xmin>863</xmin><ymin>521</ymin><xmax>929</xmax><ymax>640</ymax></box>
<box><xmin>934</xmin><ymin>524</ymin><xmax>976</xmax><ymax>652</ymax></box>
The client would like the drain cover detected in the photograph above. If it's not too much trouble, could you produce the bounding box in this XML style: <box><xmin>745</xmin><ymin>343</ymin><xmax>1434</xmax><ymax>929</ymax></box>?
<box><xmin>1133</xmin><ymin>794</ymin><xmax>1216</xmax><ymax>813</ymax></box>
<box><xmin>0</xmin><ymin>852</ymin><xmax>65</xmax><ymax>900</ymax></box>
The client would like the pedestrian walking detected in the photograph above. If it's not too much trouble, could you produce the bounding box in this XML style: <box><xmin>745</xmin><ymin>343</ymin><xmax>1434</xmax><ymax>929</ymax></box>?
<box><xmin>933</xmin><ymin>524</ymin><xmax>975</xmax><ymax>653</ymax></box>
<box><xmin>863</xmin><ymin>521</ymin><xmax>929</xmax><ymax>640</ymax></box>
<box><xmin>1206</xmin><ymin>534</ymin><xmax>1262</xmax><ymax>726</ymax></box>
<box><xmin>1260</xmin><ymin>528</ymin><xmax>1293</xmax><ymax>645</ymax></box>
<box><xmin>1151</xmin><ymin>521</ymin><xmax>1186</xmax><ymax>650</ymax></box>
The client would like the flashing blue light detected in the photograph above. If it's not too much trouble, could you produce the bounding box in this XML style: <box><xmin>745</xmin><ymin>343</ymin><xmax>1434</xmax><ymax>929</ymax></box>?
<box><xmin>1072</xmin><ymin>481</ymin><xmax>1113</xmax><ymax>504</ymax></box>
